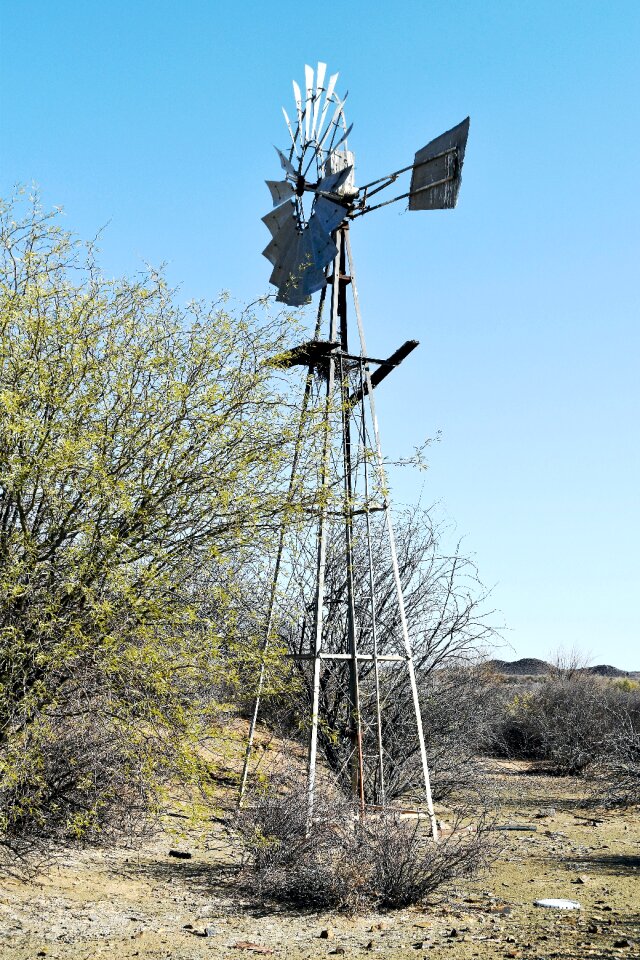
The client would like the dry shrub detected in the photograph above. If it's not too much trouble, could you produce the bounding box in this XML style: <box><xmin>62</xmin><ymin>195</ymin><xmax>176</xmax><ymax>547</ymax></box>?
<box><xmin>362</xmin><ymin>809</ymin><xmax>493</xmax><ymax>908</ymax></box>
<box><xmin>488</xmin><ymin>674</ymin><xmax>640</xmax><ymax>782</ymax></box>
<box><xmin>0</xmin><ymin>707</ymin><xmax>156</xmax><ymax>866</ymax></box>
<box><xmin>593</xmin><ymin>703</ymin><xmax>640</xmax><ymax>808</ymax></box>
<box><xmin>235</xmin><ymin>769</ymin><xmax>494</xmax><ymax>911</ymax></box>
<box><xmin>235</xmin><ymin>772</ymin><xmax>369</xmax><ymax>910</ymax></box>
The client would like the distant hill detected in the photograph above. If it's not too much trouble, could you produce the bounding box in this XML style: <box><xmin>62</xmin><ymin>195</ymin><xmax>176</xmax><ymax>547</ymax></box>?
<box><xmin>483</xmin><ymin>658</ymin><xmax>636</xmax><ymax>678</ymax></box>
<box><xmin>584</xmin><ymin>664</ymin><xmax>631</xmax><ymax>678</ymax></box>
<box><xmin>484</xmin><ymin>657</ymin><xmax>551</xmax><ymax>676</ymax></box>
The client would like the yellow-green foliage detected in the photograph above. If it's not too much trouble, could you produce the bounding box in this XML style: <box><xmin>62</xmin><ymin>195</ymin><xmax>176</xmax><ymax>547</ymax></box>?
<box><xmin>0</xmin><ymin>191</ymin><xmax>305</xmax><ymax>844</ymax></box>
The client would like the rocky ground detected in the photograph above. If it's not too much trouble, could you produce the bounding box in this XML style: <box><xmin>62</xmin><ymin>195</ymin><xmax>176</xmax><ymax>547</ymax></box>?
<box><xmin>0</xmin><ymin>760</ymin><xmax>638</xmax><ymax>959</ymax></box>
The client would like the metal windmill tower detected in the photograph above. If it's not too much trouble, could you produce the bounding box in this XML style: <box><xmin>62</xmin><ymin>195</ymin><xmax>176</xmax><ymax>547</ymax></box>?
<box><xmin>239</xmin><ymin>63</ymin><xmax>469</xmax><ymax>841</ymax></box>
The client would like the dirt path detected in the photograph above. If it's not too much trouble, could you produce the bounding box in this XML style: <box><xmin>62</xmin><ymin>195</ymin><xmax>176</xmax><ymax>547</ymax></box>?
<box><xmin>0</xmin><ymin>760</ymin><xmax>638</xmax><ymax>959</ymax></box>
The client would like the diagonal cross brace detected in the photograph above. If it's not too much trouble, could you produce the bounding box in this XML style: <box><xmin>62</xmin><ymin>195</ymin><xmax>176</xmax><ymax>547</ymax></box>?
<box><xmin>349</xmin><ymin>339</ymin><xmax>419</xmax><ymax>404</ymax></box>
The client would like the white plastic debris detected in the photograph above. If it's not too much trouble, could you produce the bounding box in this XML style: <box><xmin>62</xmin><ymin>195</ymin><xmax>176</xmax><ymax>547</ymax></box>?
<box><xmin>533</xmin><ymin>898</ymin><xmax>581</xmax><ymax>910</ymax></box>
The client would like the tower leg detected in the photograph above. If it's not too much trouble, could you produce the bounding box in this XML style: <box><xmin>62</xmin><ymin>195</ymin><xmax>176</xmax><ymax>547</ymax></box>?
<box><xmin>238</xmin><ymin>291</ymin><xmax>326</xmax><ymax>808</ymax></box>
<box><xmin>336</xmin><ymin>229</ymin><xmax>366</xmax><ymax>817</ymax></box>
<box><xmin>344</xmin><ymin>230</ymin><xmax>439</xmax><ymax>841</ymax></box>
<box><xmin>307</xmin><ymin>241</ymin><xmax>341</xmax><ymax>828</ymax></box>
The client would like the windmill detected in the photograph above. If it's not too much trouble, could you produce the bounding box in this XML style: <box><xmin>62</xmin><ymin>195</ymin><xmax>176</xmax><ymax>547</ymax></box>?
<box><xmin>240</xmin><ymin>63</ymin><xmax>469</xmax><ymax>841</ymax></box>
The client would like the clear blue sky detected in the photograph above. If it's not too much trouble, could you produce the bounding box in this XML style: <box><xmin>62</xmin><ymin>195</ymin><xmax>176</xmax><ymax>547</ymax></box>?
<box><xmin>1</xmin><ymin>1</ymin><xmax>638</xmax><ymax>668</ymax></box>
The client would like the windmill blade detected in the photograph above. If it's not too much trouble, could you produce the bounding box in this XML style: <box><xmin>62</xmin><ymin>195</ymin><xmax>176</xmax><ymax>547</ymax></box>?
<box><xmin>327</xmin><ymin>122</ymin><xmax>353</xmax><ymax>157</ymax></box>
<box><xmin>307</xmin><ymin>213</ymin><xmax>338</xmax><ymax>269</ymax></box>
<box><xmin>262</xmin><ymin>200</ymin><xmax>296</xmax><ymax>239</ymax></box>
<box><xmin>266</xmin><ymin>208</ymin><xmax>335</xmax><ymax>304</ymax></box>
<box><xmin>304</xmin><ymin>94</ymin><xmax>350</xmax><ymax>180</ymax></box>
<box><xmin>316</xmin><ymin>165</ymin><xmax>353</xmax><ymax>197</ymax></box>
<box><xmin>313</xmin><ymin>195</ymin><xmax>347</xmax><ymax>234</ymax></box>
<box><xmin>266</xmin><ymin>222</ymin><xmax>302</xmax><ymax>282</ymax></box>
<box><xmin>296</xmin><ymin>229</ymin><xmax>330</xmax><ymax>292</ymax></box>
<box><xmin>315</xmin><ymin>71</ymin><xmax>339</xmax><ymax>145</ymax></box>
<box><xmin>266</xmin><ymin>179</ymin><xmax>295</xmax><ymax>206</ymax></box>
<box><xmin>270</xmin><ymin>232</ymin><xmax>323</xmax><ymax>305</ymax></box>
<box><xmin>311</xmin><ymin>61</ymin><xmax>327</xmax><ymax>140</ymax></box>
<box><xmin>409</xmin><ymin>117</ymin><xmax>470</xmax><ymax>211</ymax></box>
<box><xmin>282</xmin><ymin>107</ymin><xmax>296</xmax><ymax>149</ymax></box>
<box><xmin>316</xmin><ymin>95</ymin><xmax>348</xmax><ymax>156</ymax></box>
<box><xmin>263</xmin><ymin>222</ymin><xmax>299</xmax><ymax>272</ymax></box>
<box><xmin>262</xmin><ymin>237</ymin><xmax>280</xmax><ymax>266</ymax></box>
<box><xmin>304</xmin><ymin>64</ymin><xmax>314</xmax><ymax>143</ymax></box>
<box><xmin>274</xmin><ymin>146</ymin><xmax>297</xmax><ymax>179</ymax></box>
<box><xmin>269</xmin><ymin>232</ymin><xmax>302</xmax><ymax>287</ymax></box>
<box><xmin>292</xmin><ymin>79</ymin><xmax>304</xmax><ymax>148</ymax></box>
<box><xmin>277</xmin><ymin>286</ymin><xmax>309</xmax><ymax>306</ymax></box>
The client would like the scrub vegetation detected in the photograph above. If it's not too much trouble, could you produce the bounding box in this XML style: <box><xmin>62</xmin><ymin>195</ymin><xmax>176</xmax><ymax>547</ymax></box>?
<box><xmin>0</xmin><ymin>194</ymin><xmax>638</xmax><ymax>946</ymax></box>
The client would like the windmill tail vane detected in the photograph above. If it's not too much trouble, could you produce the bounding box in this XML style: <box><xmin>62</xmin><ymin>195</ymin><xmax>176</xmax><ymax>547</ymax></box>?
<box><xmin>241</xmin><ymin>63</ymin><xmax>470</xmax><ymax>841</ymax></box>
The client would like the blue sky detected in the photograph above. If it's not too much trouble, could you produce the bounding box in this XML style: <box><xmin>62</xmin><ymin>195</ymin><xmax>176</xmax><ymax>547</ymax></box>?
<box><xmin>1</xmin><ymin>1</ymin><xmax>639</xmax><ymax>667</ymax></box>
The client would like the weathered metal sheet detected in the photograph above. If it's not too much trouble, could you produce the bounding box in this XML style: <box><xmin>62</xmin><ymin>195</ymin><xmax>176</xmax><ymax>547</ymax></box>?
<box><xmin>292</xmin><ymin>79</ymin><xmax>303</xmax><ymax>141</ymax></box>
<box><xmin>269</xmin><ymin>232</ymin><xmax>303</xmax><ymax>288</ymax></box>
<box><xmin>266</xmin><ymin>179</ymin><xmax>295</xmax><ymax>206</ymax></box>
<box><xmin>261</xmin><ymin>213</ymin><xmax>298</xmax><ymax>269</ymax></box>
<box><xmin>304</xmin><ymin>64</ymin><xmax>314</xmax><ymax>143</ymax></box>
<box><xmin>317</xmin><ymin>95</ymin><xmax>348</xmax><ymax>153</ymax></box>
<box><xmin>323</xmin><ymin>149</ymin><xmax>356</xmax><ymax>197</ymax></box>
<box><xmin>307</xmin><ymin>214</ymin><xmax>337</xmax><ymax>267</ymax></box>
<box><xmin>317</xmin><ymin>163</ymin><xmax>353</xmax><ymax>198</ymax></box>
<box><xmin>313</xmin><ymin>196</ymin><xmax>347</xmax><ymax>234</ymax></box>
<box><xmin>282</xmin><ymin>106</ymin><xmax>296</xmax><ymax>148</ymax></box>
<box><xmin>409</xmin><ymin>117</ymin><xmax>470</xmax><ymax>210</ymax></box>
<box><xmin>270</xmin><ymin>239</ymin><xmax>327</xmax><ymax>305</ymax></box>
<box><xmin>316</xmin><ymin>71</ymin><xmax>339</xmax><ymax>144</ymax></box>
<box><xmin>275</xmin><ymin>146</ymin><xmax>296</xmax><ymax>178</ymax></box>
<box><xmin>329</xmin><ymin>123</ymin><xmax>353</xmax><ymax>157</ymax></box>
<box><xmin>311</xmin><ymin>61</ymin><xmax>327</xmax><ymax>140</ymax></box>
<box><xmin>262</xmin><ymin>200</ymin><xmax>296</xmax><ymax>238</ymax></box>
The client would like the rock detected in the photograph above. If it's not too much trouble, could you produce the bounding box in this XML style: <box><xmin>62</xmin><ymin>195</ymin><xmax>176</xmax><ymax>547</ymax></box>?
<box><xmin>574</xmin><ymin>875</ymin><xmax>589</xmax><ymax>884</ymax></box>
<box><xmin>205</xmin><ymin>925</ymin><xmax>217</xmax><ymax>937</ymax></box>
<box><xmin>587</xmin><ymin>924</ymin><xmax>600</xmax><ymax>934</ymax></box>
<box><xmin>365</xmin><ymin>941</ymin><xmax>375</xmax><ymax>951</ymax></box>
<box><xmin>370</xmin><ymin>921</ymin><xmax>390</xmax><ymax>931</ymax></box>
<box><xmin>613</xmin><ymin>939</ymin><xmax>635</xmax><ymax>949</ymax></box>
<box><xmin>320</xmin><ymin>927</ymin><xmax>335</xmax><ymax>939</ymax></box>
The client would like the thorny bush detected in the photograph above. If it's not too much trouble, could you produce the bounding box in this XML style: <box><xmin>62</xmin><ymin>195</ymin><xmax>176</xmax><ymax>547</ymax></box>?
<box><xmin>235</xmin><ymin>767</ymin><xmax>495</xmax><ymax>911</ymax></box>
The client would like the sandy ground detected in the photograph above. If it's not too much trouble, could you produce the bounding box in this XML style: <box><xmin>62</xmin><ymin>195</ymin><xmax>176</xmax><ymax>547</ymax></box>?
<box><xmin>0</xmin><ymin>759</ymin><xmax>638</xmax><ymax>959</ymax></box>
